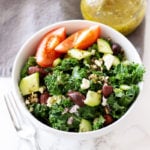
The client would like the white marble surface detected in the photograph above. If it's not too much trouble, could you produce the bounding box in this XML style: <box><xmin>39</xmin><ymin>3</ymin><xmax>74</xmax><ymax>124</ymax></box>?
<box><xmin>0</xmin><ymin>3</ymin><xmax>150</xmax><ymax>150</ymax></box>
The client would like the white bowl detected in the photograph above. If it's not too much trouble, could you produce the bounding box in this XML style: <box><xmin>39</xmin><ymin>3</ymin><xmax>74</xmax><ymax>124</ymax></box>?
<box><xmin>12</xmin><ymin>20</ymin><xmax>143</xmax><ymax>141</ymax></box>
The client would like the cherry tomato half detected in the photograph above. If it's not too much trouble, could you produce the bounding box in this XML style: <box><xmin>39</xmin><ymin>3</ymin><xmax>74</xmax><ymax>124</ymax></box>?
<box><xmin>36</xmin><ymin>27</ymin><xmax>66</xmax><ymax>67</ymax></box>
<box><xmin>74</xmin><ymin>25</ymin><xmax>101</xmax><ymax>49</ymax></box>
<box><xmin>55</xmin><ymin>25</ymin><xmax>101</xmax><ymax>53</ymax></box>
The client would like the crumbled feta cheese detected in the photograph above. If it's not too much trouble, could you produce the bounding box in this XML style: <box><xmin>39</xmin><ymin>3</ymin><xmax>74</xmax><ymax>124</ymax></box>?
<box><xmin>80</xmin><ymin>78</ymin><xmax>90</xmax><ymax>90</ymax></box>
<box><xmin>69</xmin><ymin>105</ymin><xmax>80</xmax><ymax>113</ymax></box>
<box><xmin>39</xmin><ymin>86</ymin><xmax>46</xmax><ymax>93</ymax></box>
<box><xmin>62</xmin><ymin>108</ymin><xmax>69</xmax><ymax>114</ymax></box>
<box><xmin>47</xmin><ymin>95</ymin><xmax>62</xmax><ymax>107</ymax></box>
<box><xmin>25</xmin><ymin>99</ymin><xmax>30</xmax><ymax>105</ymax></box>
<box><xmin>67</xmin><ymin>116</ymin><xmax>74</xmax><ymax>125</ymax></box>
<box><xmin>103</xmin><ymin>54</ymin><xmax>114</xmax><ymax>70</ymax></box>
<box><xmin>102</xmin><ymin>96</ymin><xmax>108</xmax><ymax>106</ymax></box>
<box><xmin>91</xmin><ymin>64</ymin><xmax>97</xmax><ymax>69</ymax></box>
<box><xmin>94</xmin><ymin>59</ymin><xmax>103</xmax><ymax>67</ymax></box>
<box><xmin>91</xmin><ymin>49</ymin><xmax>96</xmax><ymax>55</ymax></box>
<box><xmin>104</xmin><ymin>76</ymin><xmax>109</xmax><ymax>83</ymax></box>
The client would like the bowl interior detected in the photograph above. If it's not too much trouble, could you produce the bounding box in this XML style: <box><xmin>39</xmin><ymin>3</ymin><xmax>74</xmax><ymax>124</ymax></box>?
<box><xmin>12</xmin><ymin>20</ymin><xmax>142</xmax><ymax>139</ymax></box>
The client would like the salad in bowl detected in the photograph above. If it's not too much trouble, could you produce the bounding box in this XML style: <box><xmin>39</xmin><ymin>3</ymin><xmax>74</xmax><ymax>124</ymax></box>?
<box><xmin>18</xmin><ymin>23</ymin><xmax>145</xmax><ymax>133</ymax></box>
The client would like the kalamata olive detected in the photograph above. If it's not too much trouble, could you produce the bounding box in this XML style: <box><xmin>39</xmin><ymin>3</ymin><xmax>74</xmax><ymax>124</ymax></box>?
<box><xmin>104</xmin><ymin>114</ymin><xmax>114</xmax><ymax>126</ymax></box>
<box><xmin>67</xmin><ymin>91</ymin><xmax>85</xmax><ymax>107</ymax></box>
<box><xmin>111</xmin><ymin>43</ymin><xmax>121</xmax><ymax>55</ymax></box>
<box><xmin>40</xmin><ymin>92</ymin><xmax>49</xmax><ymax>104</ymax></box>
<box><xmin>28</xmin><ymin>66</ymin><xmax>48</xmax><ymax>77</ymax></box>
<box><xmin>102</xmin><ymin>85</ymin><xmax>113</xmax><ymax>98</ymax></box>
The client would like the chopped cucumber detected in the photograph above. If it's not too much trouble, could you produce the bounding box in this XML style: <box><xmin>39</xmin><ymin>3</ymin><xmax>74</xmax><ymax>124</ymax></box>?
<box><xmin>97</xmin><ymin>39</ymin><xmax>113</xmax><ymax>54</ymax></box>
<box><xmin>79</xmin><ymin>119</ymin><xmax>92</xmax><ymax>132</ymax></box>
<box><xmin>120</xmin><ymin>85</ymin><xmax>131</xmax><ymax>90</ymax></box>
<box><xmin>19</xmin><ymin>72</ymin><xmax>40</xmax><ymax>96</ymax></box>
<box><xmin>113</xmin><ymin>56</ymin><xmax>120</xmax><ymax>66</ymax></box>
<box><xmin>68</xmin><ymin>49</ymin><xmax>92</xmax><ymax>60</ymax></box>
<box><xmin>84</xmin><ymin>90</ymin><xmax>101</xmax><ymax>107</ymax></box>
<box><xmin>52</xmin><ymin>58</ymin><xmax>61</xmax><ymax>67</ymax></box>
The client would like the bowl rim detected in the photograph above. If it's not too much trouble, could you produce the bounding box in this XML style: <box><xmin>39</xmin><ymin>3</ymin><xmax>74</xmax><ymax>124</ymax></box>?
<box><xmin>12</xmin><ymin>19</ymin><xmax>143</xmax><ymax>139</ymax></box>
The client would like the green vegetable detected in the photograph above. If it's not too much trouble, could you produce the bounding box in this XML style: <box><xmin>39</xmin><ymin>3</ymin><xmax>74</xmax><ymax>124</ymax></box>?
<box><xmin>68</xmin><ymin>49</ymin><xmax>92</xmax><ymax>60</ymax></box>
<box><xmin>49</xmin><ymin>98</ymin><xmax>81</xmax><ymax>131</ymax></box>
<box><xmin>44</xmin><ymin>70</ymin><xmax>70</xmax><ymax>95</ymax></box>
<box><xmin>20</xmin><ymin>57</ymin><xmax>36</xmax><ymax>78</ymax></box>
<box><xmin>107</xmin><ymin>85</ymin><xmax>139</xmax><ymax>119</ymax></box>
<box><xmin>109</xmin><ymin>63</ymin><xmax>145</xmax><ymax>86</ymax></box>
<box><xmin>52</xmin><ymin>58</ymin><xmax>61</xmax><ymax>67</ymax></box>
<box><xmin>45</xmin><ymin>60</ymin><xmax>89</xmax><ymax>95</ymax></box>
<box><xmin>93</xmin><ymin>115</ymin><xmax>105</xmax><ymax>130</ymax></box>
<box><xmin>97</xmin><ymin>38</ymin><xmax>113</xmax><ymax>54</ymax></box>
<box><xmin>30</xmin><ymin>103</ymin><xmax>49</xmax><ymax>124</ymax></box>
<box><xmin>78</xmin><ymin>105</ymin><xmax>100</xmax><ymax>120</ymax></box>
<box><xmin>54</xmin><ymin>58</ymin><xmax>79</xmax><ymax>71</ymax></box>
<box><xmin>84</xmin><ymin>90</ymin><xmax>101</xmax><ymax>107</ymax></box>
<box><xmin>19</xmin><ymin>72</ymin><xmax>40</xmax><ymax>96</ymax></box>
<box><xmin>79</xmin><ymin>119</ymin><xmax>92</xmax><ymax>132</ymax></box>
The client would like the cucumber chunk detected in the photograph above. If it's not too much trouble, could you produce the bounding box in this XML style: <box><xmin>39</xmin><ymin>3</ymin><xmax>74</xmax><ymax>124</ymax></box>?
<box><xmin>68</xmin><ymin>49</ymin><xmax>92</xmax><ymax>60</ymax></box>
<box><xmin>79</xmin><ymin>119</ymin><xmax>92</xmax><ymax>132</ymax></box>
<box><xmin>97</xmin><ymin>38</ymin><xmax>113</xmax><ymax>54</ymax></box>
<box><xmin>52</xmin><ymin>58</ymin><xmax>61</xmax><ymax>67</ymax></box>
<box><xmin>120</xmin><ymin>85</ymin><xmax>131</xmax><ymax>90</ymax></box>
<box><xmin>84</xmin><ymin>90</ymin><xmax>101</xmax><ymax>107</ymax></box>
<box><xmin>19</xmin><ymin>72</ymin><xmax>40</xmax><ymax>96</ymax></box>
<box><xmin>113</xmin><ymin>56</ymin><xmax>120</xmax><ymax>66</ymax></box>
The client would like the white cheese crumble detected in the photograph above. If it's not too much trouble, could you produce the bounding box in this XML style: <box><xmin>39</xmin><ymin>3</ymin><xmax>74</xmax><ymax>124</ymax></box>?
<box><xmin>102</xmin><ymin>96</ymin><xmax>108</xmax><ymax>106</ymax></box>
<box><xmin>94</xmin><ymin>59</ymin><xmax>103</xmax><ymax>67</ymax></box>
<box><xmin>103</xmin><ymin>54</ymin><xmax>114</xmax><ymax>70</ymax></box>
<box><xmin>47</xmin><ymin>95</ymin><xmax>62</xmax><ymax>107</ymax></box>
<box><xmin>80</xmin><ymin>78</ymin><xmax>90</xmax><ymax>90</ymax></box>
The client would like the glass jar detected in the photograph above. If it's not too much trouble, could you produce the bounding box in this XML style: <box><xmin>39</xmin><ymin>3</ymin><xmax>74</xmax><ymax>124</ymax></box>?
<box><xmin>80</xmin><ymin>0</ymin><xmax>146</xmax><ymax>35</ymax></box>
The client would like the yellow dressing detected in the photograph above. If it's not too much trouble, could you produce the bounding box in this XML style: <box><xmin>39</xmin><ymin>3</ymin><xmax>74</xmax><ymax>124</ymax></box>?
<box><xmin>81</xmin><ymin>0</ymin><xmax>146</xmax><ymax>35</ymax></box>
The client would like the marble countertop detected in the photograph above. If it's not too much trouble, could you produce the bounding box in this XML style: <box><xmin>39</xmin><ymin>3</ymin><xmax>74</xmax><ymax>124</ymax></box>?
<box><xmin>0</xmin><ymin>2</ymin><xmax>150</xmax><ymax>150</ymax></box>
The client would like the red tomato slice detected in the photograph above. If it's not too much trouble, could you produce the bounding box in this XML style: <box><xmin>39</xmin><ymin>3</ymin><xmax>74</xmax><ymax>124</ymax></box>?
<box><xmin>54</xmin><ymin>32</ymin><xmax>77</xmax><ymax>53</ymax></box>
<box><xmin>36</xmin><ymin>27</ymin><xmax>66</xmax><ymax>67</ymax></box>
<box><xmin>74</xmin><ymin>25</ymin><xmax>101</xmax><ymax>49</ymax></box>
<box><xmin>55</xmin><ymin>25</ymin><xmax>101</xmax><ymax>53</ymax></box>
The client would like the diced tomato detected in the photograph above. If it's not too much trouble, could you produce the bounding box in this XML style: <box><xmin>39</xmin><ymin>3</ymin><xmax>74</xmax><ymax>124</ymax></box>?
<box><xmin>74</xmin><ymin>25</ymin><xmax>101</xmax><ymax>49</ymax></box>
<box><xmin>36</xmin><ymin>27</ymin><xmax>66</xmax><ymax>67</ymax></box>
<box><xmin>55</xmin><ymin>25</ymin><xmax>101</xmax><ymax>53</ymax></box>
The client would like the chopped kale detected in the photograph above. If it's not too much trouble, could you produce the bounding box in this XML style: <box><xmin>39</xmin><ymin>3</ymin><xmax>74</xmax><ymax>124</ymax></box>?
<box><xmin>93</xmin><ymin>115</ymin><xmax>105</xmax><ymax>130</ymax></box>
<box><xmin>107</xmin><ymin>85</ymin><xmax>139</xmax><ymax>119</ymax></box>
<box><xmin>20</xmin><ymin>56</ymin><xmax>37</xmax><ymax>78</ymax></box>
<box><xmin>109</xmin><ymin>63</ymin><xmax>145</xmax><ymax>86</ymax></box>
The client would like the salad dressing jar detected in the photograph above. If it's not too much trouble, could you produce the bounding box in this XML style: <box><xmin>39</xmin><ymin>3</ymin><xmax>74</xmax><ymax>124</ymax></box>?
<box><xmin>80</xmin><ymin>0</ymin><xmax>146</xmax><ymax>35</ymax></box>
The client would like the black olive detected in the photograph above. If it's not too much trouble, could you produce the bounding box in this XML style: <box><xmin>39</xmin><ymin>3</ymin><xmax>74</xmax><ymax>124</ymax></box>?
<box><xmin>111</xmin><ymin>43</ymin><xmax>121</xmax><ymax>55</ymax></box>
<box><xmin>67</xmin><ymin>91</ymin><xmax>85</xmax><ymax>107</ymax></box>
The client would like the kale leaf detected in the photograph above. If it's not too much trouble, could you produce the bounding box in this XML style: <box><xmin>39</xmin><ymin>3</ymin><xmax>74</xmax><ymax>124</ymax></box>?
<box><xmin>54</xmin><ymin>58</ymin><xmax>79</xmax><ymax>71</ymax></box>
<box><xmin>31</xmin><ymin>103</ymin><xmax>50</xmax><ymax>124</ymax></box>
<box><xmin>45</xmin><ymin>60</ymin><xmax>89</xmax><ymax>95</ymax></box>
<box><xmin>109</xmin><ymin>63</ymin><xmax>145</xmax><ymax>86</ymax></box>
<box><xmin>44</xmin><ymin>70</ymin><xmax>70</xmax><ymax>95</ymax></box>
<box><xmin>107</xmin><ymin>85</ymin><xmax>139</xmax><ymax>119</ymax></box>
<box><xmin>93</xmin><ymin>115</ymin><xmax>105</xmax><ymax>130</ymax></box>
<box><xmin>49</xmin><ymin>98</ymin><xmax>81</xmax><ymax>131</ymax></box>
<box><xmin>78</xmin><ymin>105</ymin><xmax>100</xmax><ymax>120</ymax></box>
<box><xmin>20</xmin><ymin>56</ymin><xmax>37</xmax><ymax>78</ymax></box>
